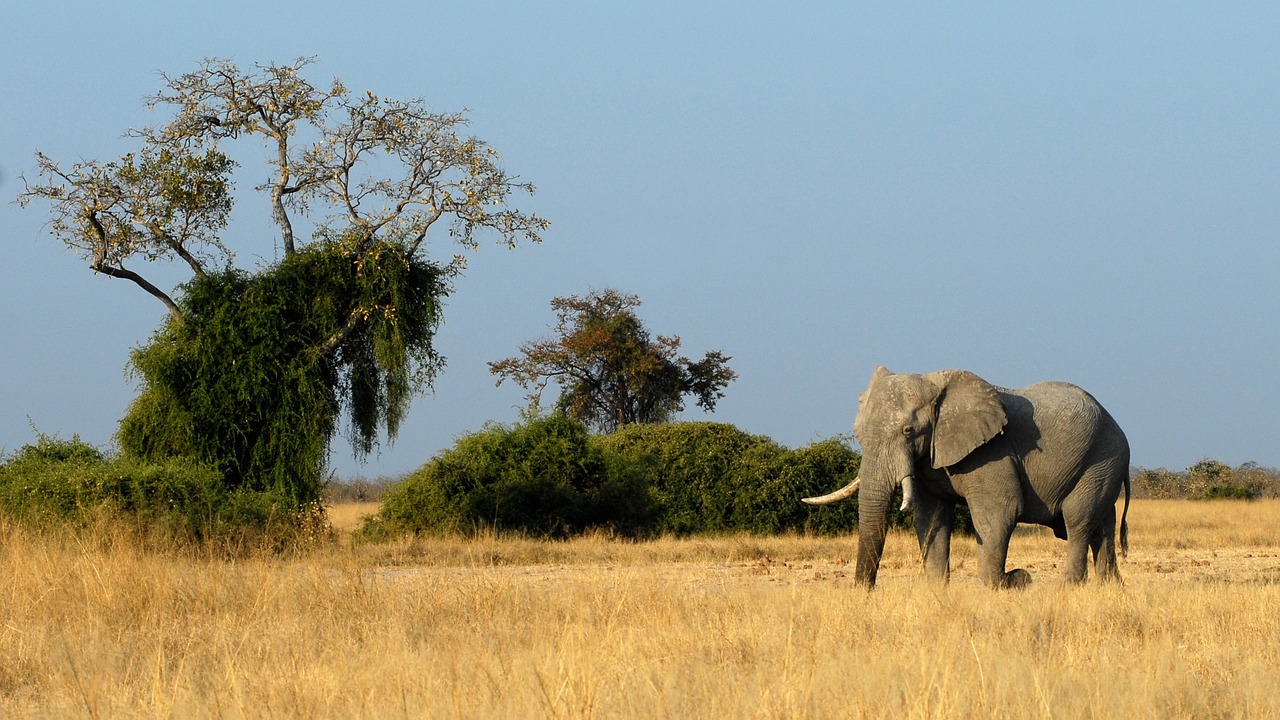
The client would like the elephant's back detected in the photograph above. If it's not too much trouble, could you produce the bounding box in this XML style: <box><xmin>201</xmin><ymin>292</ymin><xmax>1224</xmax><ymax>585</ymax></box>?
<box><xmin>1015</xmin><ymin>381</ymin><xmax>1100</xmax><ymax>411</ymax></box>
<box><xmin>1001</xmin><ymin>382</ymin><xmax>1113</xmax><ymax>472</ymax></box>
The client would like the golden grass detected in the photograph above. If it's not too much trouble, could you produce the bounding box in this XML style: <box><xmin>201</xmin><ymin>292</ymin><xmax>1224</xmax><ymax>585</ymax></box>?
<box><xmin>2</xmin><ymin>499</ymin><xmax>1279</xmax><ymax>718</ymax></box>
<box><xmin>325</xmin><ymin>501</ymin><xmax>381</xmax><ymax>537</ymax></box>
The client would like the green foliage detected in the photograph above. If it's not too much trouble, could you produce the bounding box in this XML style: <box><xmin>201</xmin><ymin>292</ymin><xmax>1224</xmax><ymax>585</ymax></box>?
<box><xmin>118</xmin><ymin>237</ymin><xmax>448</xmax><ymax>506</ymax></box>
<box><xmin>595</xmin><ymin>423</ymin><xmax>862</xmax><ymax>535</ymax></box>
<box><xmin>17</xmin><ymin>147</ymin><xmax>236</xmax><ymax>287</ymax></box>
<box><xmin>1187</xmin><ymin>458</ymin><xmax>1258</xmax><ymax>500</ymax></box>
<box><xmin>490</xmin><ymin>289</ymin><xmax>737</xmax><ymax>433</ymax></box>
<box><xmin>367</xmin><ymin>414</ymin><xmax>656</xmax><ymax>539</ymax></box>
<box><xmin>368</xmin><ymin>418</ymin><xmax>972</xmax><ymax>540</ymax></box>
<box><xmin>1198</xmin><ymin>482</ymin><xmax>1256</xmax><ymax>500</ymax></box>
<box><xmin>793</xmin><ymin>441</ymin><xmax>864</xmax><ymax>527</ymax></box>
<box><xmin>593</xmin><ymin>422</ymin><xmax>759</xmax><ymax>534</ymax></box>
<box><xmin>0</xmin><ymin>435</ymin><xmax>295</xmax><ymax>541</ymax></box>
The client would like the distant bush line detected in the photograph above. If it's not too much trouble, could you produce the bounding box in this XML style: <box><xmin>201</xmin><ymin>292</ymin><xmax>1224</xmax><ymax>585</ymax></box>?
<box><xmin>324</xmin><ymin>476</ymin><xmax>399</xmax><ymax>504</ymax></box>
<box><xmin>1131</xmin><ymin>458</ymin><xmax>1280</xmax><ymax>500</ymax></box>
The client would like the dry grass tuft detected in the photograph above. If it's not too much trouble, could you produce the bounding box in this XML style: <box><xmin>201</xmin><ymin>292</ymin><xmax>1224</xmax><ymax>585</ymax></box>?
<box><xmin>1</xmin><ymin>499</ymin><xmax>1278</xmax><ymax>718</ymax></box>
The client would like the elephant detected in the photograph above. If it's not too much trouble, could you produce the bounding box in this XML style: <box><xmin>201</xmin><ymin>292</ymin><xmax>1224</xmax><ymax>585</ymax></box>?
<box><xmin>804</xmin><ymin>367</ymin><xmax>1130</xmax><ymax>589</ymax></box>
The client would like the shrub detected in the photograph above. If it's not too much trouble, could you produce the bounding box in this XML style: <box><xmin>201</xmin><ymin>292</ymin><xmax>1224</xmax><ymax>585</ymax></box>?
<box><xmin>368</xmin><ymin>414</ymin><xmax>656</xmax><ymax>539</ymax></box>
<box><xmin>324</xmin><ymin>476</ymin><xmax>397</xmax><ymax>503</ymax></box>
<box><xmin>1132</xmin><ymin>468</ymin><xmax>1181</xmax><ymax>499</ymax></box>
<box><xmin>1186</xmin><ymin>458</ymin><xmax>1257</xmax><ymax>500</ymax></box>
<box><xmin>0</xmin><ymin>434</ymin><xmax>315</xmax><ymax>547</ymax></box>
<box><xmin>593</xmin><ymin>422</ymin><xmax>764</xmax><ymax>534</ymax></box>
<box><xmin>592</xmin><ymin>423</ymin><xmax>865</xmax><ymax>535</ymax></box>
<box><xmin>1198</xmin><ymin>481</ymin><xmax>1256</xmax><ymax>500</ymax></box>
<box><xmin>1232</xmin><ymin>462</ymin><xmax>1280</xmax><ymax>498</ymax></box>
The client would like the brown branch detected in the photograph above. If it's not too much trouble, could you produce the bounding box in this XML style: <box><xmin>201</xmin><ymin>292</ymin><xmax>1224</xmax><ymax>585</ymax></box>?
<box><xmin>87</xmin><ymin>212</ymin><xmax>182</xmax><ymax>322</ymax></box>
<box><xmin>320</xmin><ymin>310</ymin><xmax>364</xmax><ymax>355</ymax></box>
<box><xmin>91</xmin><ymin>260</ymin><xmax>183</xmax><ymax>322</ymax></box>
<box><xmin>170</xmin><ymin>241</ymin><xmax>208</xmax><ymax>280</ymax></box>
<box><xmin>143</xmin><ymin>219</ymin><xmax>208</xmax><ymax>279</ymax></box>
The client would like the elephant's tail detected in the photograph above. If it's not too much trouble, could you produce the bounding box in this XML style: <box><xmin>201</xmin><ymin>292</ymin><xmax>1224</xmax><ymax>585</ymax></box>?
<box><xmin>1119</xmin><ymin>470</ymin><xmax>1130</xmax><ymax>558</ymax></box>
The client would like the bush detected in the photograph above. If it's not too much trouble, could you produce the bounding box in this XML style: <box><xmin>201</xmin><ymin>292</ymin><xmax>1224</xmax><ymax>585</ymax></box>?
<box><xmin>593</xmin><ymin>422</ymin><xmax>764</xmax><ymax>534</ymax></box>
<box><xmin>367</xmin><ymin>414</ymin><xmax>656</xmax><ymax>539</ymax></box>
<box><xmin>1187</xmin><ymin>458</ymin><xmax>1258</xmax><ymax>500</ymax></box>
<box><xmin>325</xmin><ymin>476</ymin><xmax>397</xmax><ymax>503</ymax></box>
<box><xmin>593</xmin><ymin>422</ymin><xmax>867</xmax><ymax>535</ymax></box>
<box><xmin>0</xmin><ymin>434</ymin><xmax>315</xmax><ymax>547</ymax></box>
<box><xmin>1232</xmin><ymin>462</ymin><xmax>1280</xmax><ymax>498</ymax></box>
<box><xmin>1198</xmin><ymin>481</ymin><xmax>1256</xmax><ymax>500</ymax></box>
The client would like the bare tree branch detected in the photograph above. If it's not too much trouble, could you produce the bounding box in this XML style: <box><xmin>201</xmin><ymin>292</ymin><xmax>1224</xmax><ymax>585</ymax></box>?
<box><xmin>91</xmin><ymin>261</ymin><xmax>183</xmax><ymax>321</ymax></box>
<box><xmin>83</xmin><ymin>209</ymin><xmax>182</xmax><ymax>321</ymax></box>
<box><xmin>143</xmin><ymin>57</ymin><xmax>345</xmax><ymax>256</ymax></box>
<box><xmin>16</xmin><ymin>149</ymin><xmax>232</xmax><ymax>319</ymax></box>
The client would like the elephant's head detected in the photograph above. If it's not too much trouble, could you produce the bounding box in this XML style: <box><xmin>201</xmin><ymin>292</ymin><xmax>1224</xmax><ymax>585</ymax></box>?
<box><xmin>803</xmin><ymin>366</ymin><xmax>1007</xmax><ymax>586</ymax></box>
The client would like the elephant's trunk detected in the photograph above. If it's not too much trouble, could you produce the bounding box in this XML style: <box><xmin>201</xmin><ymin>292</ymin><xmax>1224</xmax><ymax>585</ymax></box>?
<box><xmin>854</xmin><ymin>483</ymin><xmax>894</xmax><ymax>587</ymax></box>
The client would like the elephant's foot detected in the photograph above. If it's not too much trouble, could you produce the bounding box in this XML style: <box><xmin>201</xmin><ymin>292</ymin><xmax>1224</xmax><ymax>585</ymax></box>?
<box><xmin>1000</xmin><ymin>568</ymin><xmax>1032</xmax><ymax>590</ymax></box>
<box><xmin>980</xmin><ymin>567</ymin><xmax>1032</xmax><ymax>590</ymax></box>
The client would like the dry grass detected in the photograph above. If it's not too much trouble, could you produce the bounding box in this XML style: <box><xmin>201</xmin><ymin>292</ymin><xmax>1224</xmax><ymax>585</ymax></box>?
<box><xmin>325</xmin><ymin>501</ymin><xmax>381</xmax><ymax>537</ymax></box>
<box><xmin>1</xmin><ymin>499</ymin><xmax>1279</xmax><ymax>718</ymax></box>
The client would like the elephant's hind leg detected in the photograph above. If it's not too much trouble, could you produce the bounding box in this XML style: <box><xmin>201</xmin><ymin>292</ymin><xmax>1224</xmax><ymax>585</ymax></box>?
<box><xmin>1062</xmin><ymin>532</ymin><xmax>1091</xmax><ymax>583</ymax></box>
<box><xmin>1089</xmin><ymin>503</ymin><xmax>1122</xmax><ymax>583</ymax></box>
<box><xmin>1059</xmin><ymin>500</ymin><xmax>1094</xmax><ymax>583</ymax></box>
<box><xmin>1063</xmin><ymin>460</ymin><xmax>1126</xmax><ymax>584</ymax></box>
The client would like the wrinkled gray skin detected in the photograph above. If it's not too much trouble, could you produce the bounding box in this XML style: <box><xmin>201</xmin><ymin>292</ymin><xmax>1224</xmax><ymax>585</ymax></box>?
<box><xmin>805</xmin><ymin>367</ymin><xmax>1130</xmax><ymax>589</ymax></box>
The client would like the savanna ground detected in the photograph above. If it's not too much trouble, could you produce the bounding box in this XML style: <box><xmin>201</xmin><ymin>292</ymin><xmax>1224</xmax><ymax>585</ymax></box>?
<box><xmin>1</xmin><ymin>499</ymin><xmax>1278</xmax><ymax>719</ymax></box>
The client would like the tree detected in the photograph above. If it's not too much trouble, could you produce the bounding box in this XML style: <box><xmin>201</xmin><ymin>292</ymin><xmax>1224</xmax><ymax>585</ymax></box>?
<box><xmin>489</xmin><ymin>289</ymin><xmax>737</xmax><ymax>433</ymax></box>
<box><xmin>18</xmin><ymin>57</ymin><xmax>547</xmax><ymax>505</ymax></box>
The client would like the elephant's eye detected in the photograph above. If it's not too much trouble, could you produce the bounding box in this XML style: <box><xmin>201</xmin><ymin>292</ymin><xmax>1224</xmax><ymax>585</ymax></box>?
<box><xmin>901</xmin><ymin>426</ymin><xmax>913</xmax><ymax>437</ymax></box>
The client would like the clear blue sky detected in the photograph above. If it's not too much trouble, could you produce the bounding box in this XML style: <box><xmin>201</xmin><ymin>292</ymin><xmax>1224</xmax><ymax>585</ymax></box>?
<box><xmin>3</xmin><ymin>3</ymin><xmax>1277</xmax><ymax>477</ymax></box>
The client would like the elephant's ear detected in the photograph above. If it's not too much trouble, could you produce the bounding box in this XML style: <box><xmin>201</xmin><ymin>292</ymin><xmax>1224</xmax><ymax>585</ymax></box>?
<box><xmin>925</xmin><ymin>370</ymin><xmax>1007</xmax><ymax>469</ymax></box>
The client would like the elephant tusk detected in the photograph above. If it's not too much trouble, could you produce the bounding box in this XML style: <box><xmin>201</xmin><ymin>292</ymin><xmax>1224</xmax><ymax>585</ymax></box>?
<box><xmin>802</xmin><ymin>476</ymin><xmax>861</xmax><ymax>505</ymax></box>
<box><xmin>899</xmin><ymin>476</ymin><xmax>916</xmax><ymax>512</ymax></box>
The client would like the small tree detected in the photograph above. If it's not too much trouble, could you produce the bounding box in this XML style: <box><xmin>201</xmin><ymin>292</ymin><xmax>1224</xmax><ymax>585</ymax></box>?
<box><xmin>489</xmin><ymin>289</ymin><xmax>737</xmax><ymax>433</ymax></box>
<box><xmin>18</xmin><ymin>57</ymin><xmax>547</xmax><ymax>505</ymax></box>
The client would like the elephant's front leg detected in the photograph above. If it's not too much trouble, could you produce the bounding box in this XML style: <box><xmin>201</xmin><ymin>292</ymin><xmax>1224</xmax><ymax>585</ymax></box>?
<box><xmin>913</xmin><ymin>492</ymin><xmax>954</xmax><ymax>582</ymax></box>
<box><xmin>969</xmin><ymin>501</ymin><xmax>1030</xmax><ymax>589</ymax></box>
